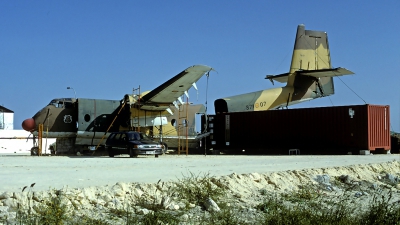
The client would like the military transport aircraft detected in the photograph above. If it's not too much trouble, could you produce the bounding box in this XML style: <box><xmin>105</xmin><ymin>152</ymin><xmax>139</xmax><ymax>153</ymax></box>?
<box><xmin>214</xmin><ymin>24</ymin><xmax>354</xmax><ymax>113</ymax></box>
<box><xmin>22</xmin><ymin>65</ymin><xmax>213</xmax><ymax>154</ymax></box>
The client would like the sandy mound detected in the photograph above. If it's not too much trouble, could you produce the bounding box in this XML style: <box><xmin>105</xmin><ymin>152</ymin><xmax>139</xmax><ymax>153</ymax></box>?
<box><xmin>1</xmin><ymin>160</ymin><xmax>399</xmax><ymax>223</ymax></box>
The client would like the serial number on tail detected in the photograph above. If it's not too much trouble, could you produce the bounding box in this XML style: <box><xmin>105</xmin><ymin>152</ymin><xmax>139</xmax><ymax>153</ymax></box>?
<box><xmin>246</xmin><ymin>101</ymin><xmax>267</xmax><ymax>110</ymax></box>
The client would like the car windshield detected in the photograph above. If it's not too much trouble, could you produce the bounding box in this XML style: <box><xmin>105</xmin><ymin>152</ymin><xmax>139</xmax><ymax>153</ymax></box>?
<box><xmin>140</xmin><ymin>133</ymin><xmax>152</xmax><ymax>141</ymax></box>
<box><xmin>128</xmin><ymin>132</ymin><xmax>152</xmax><ymax>141</ymax></box>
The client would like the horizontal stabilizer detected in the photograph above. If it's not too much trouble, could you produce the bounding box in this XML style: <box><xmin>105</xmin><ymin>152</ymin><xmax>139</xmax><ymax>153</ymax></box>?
<box><xmin>296</xmin><ymin>67</ymin><xmax>354</xmax><ymax>78</ymax></box>
<box><xmin>266</xmin><ymin>67</ymin><xmax>353</xmax><ymax>84</ymax></box>
<box><xmin>265</xmin><ymin>73</ymin><xmax>290</xmax><ymax>83</ymax></box>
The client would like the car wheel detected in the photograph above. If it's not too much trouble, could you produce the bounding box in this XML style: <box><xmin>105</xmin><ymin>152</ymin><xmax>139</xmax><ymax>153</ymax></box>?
<box><xmin>155</xmin><ymin>154</ymin><xmax>159</xmax><ymax>158</ymax></box>
<box><xmin>108</xmin><ymin>147</ymin><xmax>114</xmax><ymax>157</ymax></box>
<box><xmin>129</xmin><ymin>147</ymin><xmax>137</xmax><ymax>158</ymax></box>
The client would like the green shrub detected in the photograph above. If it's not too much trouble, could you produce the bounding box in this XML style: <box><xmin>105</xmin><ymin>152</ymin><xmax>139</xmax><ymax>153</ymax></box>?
<box><xmin>172</xmin><ymin>171</ymin><xmax>227</xmax><ymax>207</ymax></box>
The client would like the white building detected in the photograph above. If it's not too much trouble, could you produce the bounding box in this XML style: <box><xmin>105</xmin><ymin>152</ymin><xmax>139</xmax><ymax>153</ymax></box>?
<box><xmin>0</xmin><ymin>106</ymin><xmax>14</xmax><ymax>130</ymax></box>
<box><xmin>0</xmin><ymin>106</ymin><xmax>56</xmax><ymax>154</ymax></box>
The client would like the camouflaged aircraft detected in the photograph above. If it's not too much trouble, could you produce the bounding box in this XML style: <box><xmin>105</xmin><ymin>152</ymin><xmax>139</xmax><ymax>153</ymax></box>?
<box><xmin>22</xmin><ymin>65</ymin><xmax>213</xmax><ymax>154</ymax></box>
<box><xmin>214</xmin><ymin>24</ymin><xmax>354</xmax><ymax>113</ymax></box>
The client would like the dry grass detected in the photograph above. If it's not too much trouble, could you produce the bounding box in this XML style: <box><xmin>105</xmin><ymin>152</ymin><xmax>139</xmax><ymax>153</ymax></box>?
<box><xmin>2</xmin><ymin>175</ymin><xmax>400</xmax><ymax>225</ymax></box>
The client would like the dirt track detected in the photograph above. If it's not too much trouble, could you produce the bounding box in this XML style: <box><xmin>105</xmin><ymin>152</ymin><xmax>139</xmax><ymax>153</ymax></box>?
<box><xmin>1</xmin><ymin>154</ymin><xmax>399</xmax><ymax>193</ymax></box>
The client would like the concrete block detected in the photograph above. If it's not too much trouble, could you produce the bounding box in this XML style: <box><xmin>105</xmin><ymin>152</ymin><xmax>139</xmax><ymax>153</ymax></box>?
<box><xmin>359</xmin><ymin>150</ymin><xmax>370</xmax><ymax>155</ymax></box>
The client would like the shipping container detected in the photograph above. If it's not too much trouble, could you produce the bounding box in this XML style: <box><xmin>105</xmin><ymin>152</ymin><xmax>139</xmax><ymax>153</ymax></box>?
<box><xmin>201</xmin><ymin>104</ymin><xmax>391</xmax><ymax>155</ymax></box>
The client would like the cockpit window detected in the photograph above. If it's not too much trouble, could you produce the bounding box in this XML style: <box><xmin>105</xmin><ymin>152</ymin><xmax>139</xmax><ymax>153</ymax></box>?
<box><xmin>49</xmin><ymin>100</ymin><xmax>64</xmax><ymax>108</ymax></box>
<box><xmin>48</xmin><ymin>98</ymin><xmax>74</xmax><ymax>109</ymax></box>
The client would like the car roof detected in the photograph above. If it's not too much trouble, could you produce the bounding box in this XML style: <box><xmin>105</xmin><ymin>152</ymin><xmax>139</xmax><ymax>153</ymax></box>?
<box><xmin>110</xmin><ymin>131</ymin><xmax>142</xmax><ymax>134</ymax></box>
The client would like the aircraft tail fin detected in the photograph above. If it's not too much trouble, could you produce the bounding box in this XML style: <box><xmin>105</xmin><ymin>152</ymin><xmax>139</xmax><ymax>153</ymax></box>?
<box><xmin>290</xmin><ymin>24</ymin><xmax>331</xmax><ymax>74</ymax></box>
<box><xmin>265</xmin><ymin>24</ymin><xmax>353</xmax><ymax>97</ymax></box>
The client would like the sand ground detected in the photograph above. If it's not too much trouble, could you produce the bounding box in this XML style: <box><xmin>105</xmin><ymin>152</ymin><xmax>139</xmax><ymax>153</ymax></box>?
<box><xmin>1</xmin><ymin>153</ymin><xmax>398</xmax><ymax>193</ymax></box>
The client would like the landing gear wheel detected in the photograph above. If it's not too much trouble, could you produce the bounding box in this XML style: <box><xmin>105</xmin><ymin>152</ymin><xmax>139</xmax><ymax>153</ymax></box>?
<box><xmin>49</xmin><ymin>146</ymin><xmax>55</xmax><ymax>155</ymax></box>
<box><xmin>30</xmin><ymin>147</ymin><xmax>38</xmax><ymax>156</ymax></box>
<box><xmin>161</xmin><ymin>142</ymin><xmax>168</xmax><ymax>154</ymax></box>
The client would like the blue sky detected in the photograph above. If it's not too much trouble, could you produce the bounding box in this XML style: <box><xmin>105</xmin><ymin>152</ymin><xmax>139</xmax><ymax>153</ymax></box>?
<box><xmin>1</xmin><ymin>1</ymin><xmax>399</xmax><ymax>132</ymax></box>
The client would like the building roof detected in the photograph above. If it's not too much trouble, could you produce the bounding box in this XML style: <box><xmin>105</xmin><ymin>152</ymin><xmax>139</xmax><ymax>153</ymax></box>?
<box><xmin>0</xmin><ymin>106</ymin><xmax>14</xmax><ymax>113</ymax></box>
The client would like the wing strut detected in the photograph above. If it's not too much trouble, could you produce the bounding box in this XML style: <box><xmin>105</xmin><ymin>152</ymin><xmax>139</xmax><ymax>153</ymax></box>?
<box><xmin>203</xmin><ymin>72</ymin><xmax>211</xmax><ymax>156</ymax></box>
<box><xmin>285</xmin><ymin>93</ymin><xmax>291</xmax><ymax>109</ymax></box>
<box><xmin>204</xmin><ymin>71</ymin><xmax>210</xmax><ymax>115</ymax></box>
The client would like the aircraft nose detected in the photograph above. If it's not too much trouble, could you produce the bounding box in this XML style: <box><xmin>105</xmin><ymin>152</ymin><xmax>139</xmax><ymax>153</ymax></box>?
<box><xmin>22</xmin><ymin>118</ymin><xmax>36</xmax><ymax>131</ymax></box>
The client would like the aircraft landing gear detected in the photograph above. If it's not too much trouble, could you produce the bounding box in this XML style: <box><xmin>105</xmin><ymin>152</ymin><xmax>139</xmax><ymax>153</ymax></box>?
<box><xmin>49</xmin><ymin>145</ymin><xmax>56</xmax><ymax>155</ymax></box>
<box><xmin>161</xmin><ymin>142</ymin><xmax>168</xmax><ymax>154</ymax></box>
<box><xmin>30</xmin><ymin>147</ymin><xmax>39</xmax><ymax>156</ymax></box>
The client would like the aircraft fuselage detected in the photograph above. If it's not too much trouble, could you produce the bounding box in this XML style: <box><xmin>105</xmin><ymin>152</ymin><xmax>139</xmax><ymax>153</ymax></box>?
<box><xmin>23</xmin><ymin>98</ymin><xmax>205</xmax><ymax>153</ymax></box>
<box><xmin>214</xmin><ymin>83</ymin><xmax>323</xmax><ymax>113</ymax></box>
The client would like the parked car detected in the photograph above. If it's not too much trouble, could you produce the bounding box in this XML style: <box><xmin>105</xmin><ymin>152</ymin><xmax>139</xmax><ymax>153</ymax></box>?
<box><xmin>105</xmin><ymin>131</ymin><xmax>163</xmax><ymax>158</ymax></box>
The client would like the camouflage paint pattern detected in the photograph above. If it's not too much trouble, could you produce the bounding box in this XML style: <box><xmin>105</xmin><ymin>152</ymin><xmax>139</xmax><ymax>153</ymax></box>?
<box><xmin>24</xmin><ymin>65</ymin><xmax>213</xmax><ymax>151</ymax></box>
<box><xmin>215</xmin><ymin>24</ymin><xmax>352</xmax><ymax>114</ymax></box>
<box><xmin>29</xmin><ymin>96</ymin><xmax>206</xmax><ymax>149</ymax></box>
<box><xmin>30</xmin><ymin>98</ymin><xmax>77</xmax><ymax>137</ymax></box>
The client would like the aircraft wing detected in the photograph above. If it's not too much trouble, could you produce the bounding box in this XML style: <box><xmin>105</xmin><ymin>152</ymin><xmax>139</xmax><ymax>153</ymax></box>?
<box><xmin>138</xmin><ymin>65</ymin><xmax>213</xmax><ymax>111</ymax></box>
